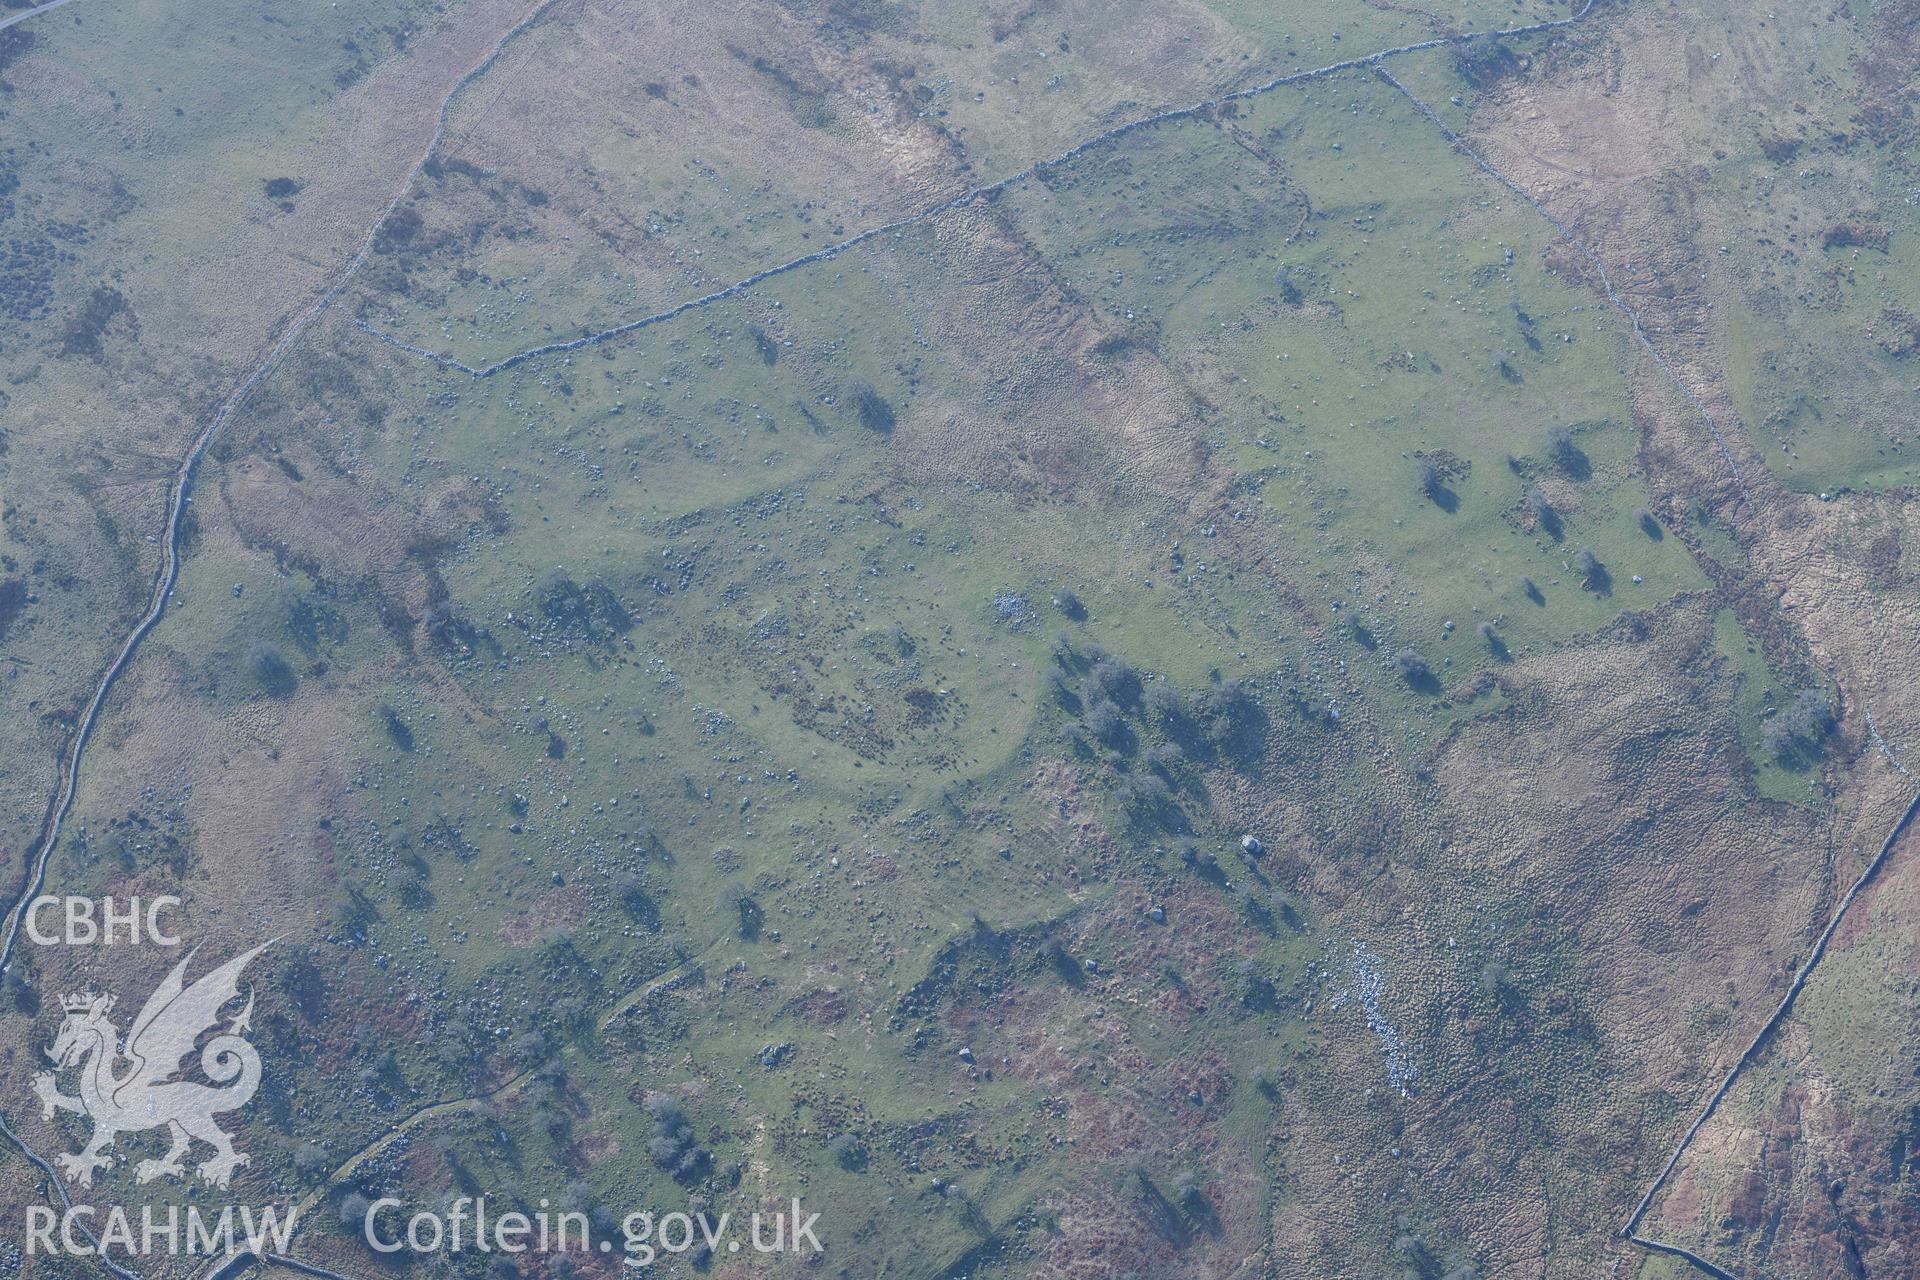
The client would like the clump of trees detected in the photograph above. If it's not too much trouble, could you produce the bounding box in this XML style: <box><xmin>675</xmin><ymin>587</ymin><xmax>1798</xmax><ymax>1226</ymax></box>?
<box><xmin>1061</xmin><ymin>655</ymin><xmax>1141</xmax><ymax>754</ymax></box>
<box><xmin>1452</xmin><ymin>33</ymin><xmax>1521</xmax><ymax>90</ymax></box>
<box><xmin>1083</xmin><ymin>657</ymin><xmax>1138</xmax><ymax>706</ymax></box>
<box><xmin>339</xmin><ymin>1191</ymin><xmax>372</xmax><ymax>1234</ymax></box>
<box><xmin>292</xmin><ymin>1141</ymin><xmax>329</xmax><ymax>1181</ymax></box>
<box><xmin>1144</xmin><ymin>681</ymin><xmax>1185</xmax><ymax>729</ymax></box>
<box><xmin>372</xmin><ymin>203</ymin><xmax>423</xmax><ymax>254</ymax></box>
<box><xmin>645</xmin><ymin>1096</ymin><xmax>711</xmax><ymax>1184</ymax></box>
<box><xmin>533</xmin><ymin>568</ymin><xmax>630</xmax><ymax>635</ymax></box>
<box><xmin>1763</xmin><ymin>689</ymin><xmax>1835</xmax><ymax>765</ymax></box>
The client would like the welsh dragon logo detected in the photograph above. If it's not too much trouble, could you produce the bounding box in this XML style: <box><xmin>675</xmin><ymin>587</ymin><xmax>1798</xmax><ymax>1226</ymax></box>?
<box><xmin>32</xmin><ymin>943</ymin><xmax>267</xmax><ymax>1189</ymax></box>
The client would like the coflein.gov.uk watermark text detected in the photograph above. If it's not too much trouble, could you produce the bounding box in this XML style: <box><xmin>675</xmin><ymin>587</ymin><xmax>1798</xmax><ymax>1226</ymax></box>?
<box><xmin>25</xmin><ymin>1197</ymin><xmax>822</xmax><ymax>1267</ymax></box>
<box><xmin>363</xmin><ymin>1196</ymin><xmax>822</xmax><ymax>1268</ymax></box>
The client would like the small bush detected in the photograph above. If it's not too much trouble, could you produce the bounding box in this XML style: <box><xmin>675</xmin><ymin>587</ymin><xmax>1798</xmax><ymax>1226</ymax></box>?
<box><xmin>1395</xmin><ymin>647</ymin><xmax>1430</xmax><ymax>684</ymax></box>
<box><xmin>377</xmin><ymin>703</ymin><xmax>414</xmax><ymax>751</ymax></box>
<box><xmin>535</xmin><ymin>568</ymin><xmax>587</xmax><ymax>622</ymax></box>
<box><xmin>59</xmin><ymin>285</ymin><xmax>130</xmax><ymax>359</ymax></box>
<box><xmin>245</xmin><ymin>641</ymin><xmax>297</xmax><ymax>696</ymax></box>
<box><xmin>373</xmin><ymin>203</ymin><xmax>423</xmax><ymax>253</ymax></box>
<box><xmin>340</xmin><ymin>1192</ymin><xmax>372</xmax><ymax>1232</ymax></box>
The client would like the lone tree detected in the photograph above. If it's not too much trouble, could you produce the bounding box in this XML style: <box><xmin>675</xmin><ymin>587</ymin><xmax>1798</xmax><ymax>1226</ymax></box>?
<box><xmin>845</xmin><ymin>378</ymin><xmax>896</xmax><ymax>433</ymax></box>
<box><xmin>340</xmin><ymin>1192</ymin><xmax>372</xmax><ymax>1234</ymax></box>
<box><xmin>718</xmin><ymin>884</ymin><xmax>763</xmax><ymax>940</ymax></box>
<box><xmin>376</xmin><ymin>703</ymin><xmax>414</xmax><ymax>751</ymax></box>
<box><xmin>1199</xmin><ymin>676</ymin><xmax>1262</xmax><ymax>756</ymax></box>
<box><xmin>1395</xmin><ymin>647</ymin><xmax>1431</xmax><ymax>686</ymax></box>
<box><xmin>1082</xmin><ymin>657</ymin><xmax>1137</xmax><ymax>705</ymax></box>
<box><xmin>1083</xmin><ymin>699</ymin><xmax>1129</xmax><ymax>750</ymax></box>
<box><xmin>1572</xmin><ymin>547</ymin><xmax>1606</xmax><ymax>591</ymax></box>
<box><xmin>244</xmin><ymin>641</ymin><xmax>296</xmax><ymax>697</ymax></box>
<box><xmin>1545</xmin><ymin>424</ymin><xmax>1586</xmax><ymax>476</ymax></box>
<box><xmin>1523</xmin><ymin>486</ymin><xmax>1560</xmax><ymax>538</ymax></box>
<box><xmin>1417</xmin><ymin>458</ymin><xmax>1444</xmax><ymax>501</ymax></box>
<box><xmin>1144</xmin><ymin>681</ymin><xmax>1186</xmax><ymax>726</ymax></box>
